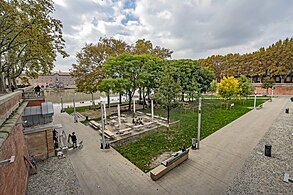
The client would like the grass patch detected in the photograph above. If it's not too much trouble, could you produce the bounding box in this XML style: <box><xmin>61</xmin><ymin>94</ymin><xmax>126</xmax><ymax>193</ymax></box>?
<box><xmin>115</xmin><ymin>98</ymin><xmax>268</xmax><ymax>172</ymax></box>
<box><xmin>65</xmin><ymin>105</ymin><xmax>98</xmax><ymax>115</ymax></box>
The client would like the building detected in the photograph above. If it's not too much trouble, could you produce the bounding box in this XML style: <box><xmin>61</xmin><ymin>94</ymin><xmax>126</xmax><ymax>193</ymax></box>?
<box><xmin>30</xmin><ymin>71</ymin><xmax>76</xmax><ymax>89</ymax></box>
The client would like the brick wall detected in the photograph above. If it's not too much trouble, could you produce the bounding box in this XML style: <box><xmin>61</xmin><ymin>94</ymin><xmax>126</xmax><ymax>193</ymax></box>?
<box><xmin>253</xmin><ymin>83</ymin><xmax>293</xmax><ymax>95</ymax></box>
<box><xmin>0</xmin><ymin>92</ymin><xmax>22</xmax><ymax>126</ymax></box>
<box><xmin>26</xmin><ymin>99</ymin><xmax>45</xmax><ymax>107</ymax></box>
<box><xmin>0</xmin><ymin>123</ymin><xmax>29</xmax><ymax>195</ymax></box>
<box><xmin>24</xmin><ymin>128</ymin><xmax>54</xmax><ymax>160</ymax></box>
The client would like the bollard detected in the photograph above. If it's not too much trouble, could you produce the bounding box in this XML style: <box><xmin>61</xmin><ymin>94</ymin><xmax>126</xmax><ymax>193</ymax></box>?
<box><xmin>191</xmin><ymin>138</ymin><xmax>196</xmax><ymax>150</ymax></box>
<box><xmin>265</xmin><ymin>144</ymin><xmax>272</xmax><ymax>157</ymax></box>
<box><xmin>285</xmin><ymin>108</ymin><xmax>289</xmax><ymax>114</ymax></box>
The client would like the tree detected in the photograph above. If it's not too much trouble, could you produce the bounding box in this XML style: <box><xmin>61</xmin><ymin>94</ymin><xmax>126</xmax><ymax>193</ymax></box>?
<box><xmin>171</xmin><ymin>59</ymin><xmax>214</xmax><ymax>101</ymax></box>
<box><xmin>238</xmin><ymin>75</ymin><xmax>251</xmax><ymax>98</ymax></box>
<box><xmin>132</xmin><ymin>39</ymin><xmax>173</xmax><ymax>59</ymax></box>
<box><xmin>102</xmin><ymin>54</ymin><xmax>154</xmax><ymax>110</ymax></box>
<box><xmin>71</xmin><ymin>38</ymin><xmax>130</xmax><ymax>107</ymax></box>
<box><xmin>261</xmin><ymin>77</ymin><xmax>275</xmax><ymax>95</ymax></box>
<box><xmin>218</xmin><ymin>76</ymin><xmax>239</xmax><ymax>108</ymax></box>
<box><xmin>0</xmin><ymin>0</ymin><xmax>68</xmax><ymax>93</ymax></box>
<box><xmin>97</xmin><ymin>78</ymin><xmax>116</xmax><ymax>108</ymax></box>
<box><xmin>154</xmin><ymin>62</ymin><xmax>182</xmax><ymax>124</ymax></box>
<box><xmin>209</xmin><ymin>80</ymin><xmax>217</xmax><ymax>95</ymax></box>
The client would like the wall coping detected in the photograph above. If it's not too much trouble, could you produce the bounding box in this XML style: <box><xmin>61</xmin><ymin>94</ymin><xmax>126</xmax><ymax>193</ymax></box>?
<box><xmin>0</xmin><ymin>91</ymin><xmax>22</xmax><ymax>105</ymax></box>
<box><xmin>0</xmin><ymin>102</ymin><xmax>28</xmax><ymax>150</ymax></box>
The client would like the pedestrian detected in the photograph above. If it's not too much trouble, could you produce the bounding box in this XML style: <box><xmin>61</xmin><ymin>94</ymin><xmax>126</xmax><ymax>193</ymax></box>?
<box><xmin>53</xmin><ymin>129</ymin><xmax>58</xmax><ymax>148</ymax></box>
<box><xmin>71</xmin><ymin>132</ymin><xmax>77</xmax><ymax>148</ymax></box>
<box><xmin>11</xmin><ymin>85</ymin><xmax>15</xmax><ymax>92</ymax></box>
<box><xmin>34</xmin><ymin>85</ymin><xmax>41</xmax><ymax>96</ymax></box>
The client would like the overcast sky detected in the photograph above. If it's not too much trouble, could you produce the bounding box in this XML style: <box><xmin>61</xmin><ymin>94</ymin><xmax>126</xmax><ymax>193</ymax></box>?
<box><xmin>52</xmin><ymin>0</ymin><xmax>293</xmax><ymax>72</ymax></box>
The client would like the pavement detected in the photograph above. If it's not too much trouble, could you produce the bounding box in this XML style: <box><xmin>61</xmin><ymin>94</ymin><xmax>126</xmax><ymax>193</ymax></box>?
<box><xmin>52</xmin><ymin>97</ymin><xmax>288</xmax><ymax>195</ymax></box>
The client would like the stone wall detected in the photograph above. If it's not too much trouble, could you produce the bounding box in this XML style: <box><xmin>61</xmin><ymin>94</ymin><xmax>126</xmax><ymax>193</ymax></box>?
<box><xmin>0</xmin><ymin>103</ymin><xmax>29</xmax><ymax>195</ymax></box>
<box><xmin>24</xmin><ymin>128</ymin><xmax>54</xmax><ymax>160</ymax></box>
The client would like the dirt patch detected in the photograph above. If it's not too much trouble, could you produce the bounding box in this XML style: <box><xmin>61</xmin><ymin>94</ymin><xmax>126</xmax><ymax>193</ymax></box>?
<box><xmin>149</xmin><ymin>152</ymin><xmax>173</xmax><ymax>169</ymax></box>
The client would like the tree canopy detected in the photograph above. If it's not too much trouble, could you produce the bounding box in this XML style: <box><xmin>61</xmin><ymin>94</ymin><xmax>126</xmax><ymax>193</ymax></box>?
<box><xmin>0</xmin><ymin>0</ymin><xmax>68</xmax><ymax>92</ymax></box>
<box><xmin>154</xmin><ymin>62</ymin><xmax>182</xmax><ymax>124</ymax></box>
<box><xmin>218</xmin><ymin>76</ymin><xmax>239</xmax><ymax>100</ymax></box>
<box><xmin>198</xmin><ymin>38</ymin><xmax>293</xmax><ymax>83</ymax></box>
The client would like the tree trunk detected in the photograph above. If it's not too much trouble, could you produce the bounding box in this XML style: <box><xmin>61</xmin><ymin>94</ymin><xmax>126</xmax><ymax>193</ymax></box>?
<box><xmin>128</xmin><ymin>91</ymin><xmax>132</xmax><ymax>111</ymax></box>
<box><xmin>107</xmin><ymin>94</ymin><xmax>110</xmax><ymax>108</ymax></box>
<box><xmin>167</xmin><ymin>106</ymin><xmax>170</xmax><ymax>125</ymax></box>
<box><xmin>139</xmin><ymin>88</ymin><xmax>142</xmax><ymax>101</ymax></box>
<box><xmin>91</xmin><ymin>93</ymin><xmax>96</xmax><ymax>110</ymax></box>
<box><xmin>142</xmin><ymin>87</ymin><xmax>146</xmax><ymax>109</ymax></box>
<box><xmin>119</xmin><ymin>93</ymin><xmax>122</xmax><ymax>104</ymax></box>
<box><xmin>181</xmin><ymin>91</ymin><xmax>184</xmax><ymax>102</ymax></box>
<box><xmin>0</xmin><ymin>72</ymin><xmax>5</xmax><ymax>93</ymax></box>
<box><xmin>13</xmin><ymin>78</ymin><xmax>17</xmax><ymax>88</ymax></box>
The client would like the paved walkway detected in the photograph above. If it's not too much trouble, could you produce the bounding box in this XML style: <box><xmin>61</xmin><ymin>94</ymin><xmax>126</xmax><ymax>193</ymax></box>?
<box><xmin>53</xmin><ymin>97</ymin><xmax>288</xmax><ymax>195</ymax></box>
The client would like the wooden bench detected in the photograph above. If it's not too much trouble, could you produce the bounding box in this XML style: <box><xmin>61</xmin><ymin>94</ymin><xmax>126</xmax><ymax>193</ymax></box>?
<box><xmin>150</xmin><ymin>149</ymin><xmax>189</xmax><ymax>181</ymax></box>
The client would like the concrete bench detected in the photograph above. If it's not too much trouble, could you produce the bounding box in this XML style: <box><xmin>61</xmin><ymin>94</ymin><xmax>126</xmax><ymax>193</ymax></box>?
<box><xmin>133</xmin><ymin>125</ymin><xmax>144</xmax><ymax>132</ymax></box>
<box><xmin>256</xmin><ymin>104</ymin><xmax>263</xmax><ymax>110</ymax></box>
<box><xmin>98</xmin><ymin>129</ymin><xmax>115</xmax><ymax>139</ymax></box>
<box><xmin>118</xmin><ymin>128</ymin><xmax>131</xmax><ymax>134</ymax></box>
<box><xmin>120</xmin><ymin>131</ymin><xmax>132</xmax><ymax>137</ymax></box>
<box><xmin>150</xmin><ymin>149</ymin><xmax>189</xmax><ymax>181</ymax></box>
<box><xmin>89</xmin><ymin>120</ymin><xmax>101</xmax><ymax>130</ymax></box>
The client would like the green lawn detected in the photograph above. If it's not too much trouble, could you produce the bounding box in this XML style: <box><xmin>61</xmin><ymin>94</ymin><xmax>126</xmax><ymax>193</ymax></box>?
<box><xmin>115</xmin><ymin>98</ymin><xmax>268</xmax><ymax>172</ymax></box>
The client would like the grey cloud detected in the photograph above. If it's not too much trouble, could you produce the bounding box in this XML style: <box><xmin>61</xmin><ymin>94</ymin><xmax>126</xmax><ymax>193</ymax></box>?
<box><xmin>52</xmin><ymin>0</ymin><xmax>293</xmax><ymax>70</ymax></box>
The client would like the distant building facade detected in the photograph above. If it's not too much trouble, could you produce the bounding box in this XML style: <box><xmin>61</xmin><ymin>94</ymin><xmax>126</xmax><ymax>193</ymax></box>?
<box><xmin>30</xmin><ymin>71</ymin><xmax>76</xmax><ymax>88</ymax></box>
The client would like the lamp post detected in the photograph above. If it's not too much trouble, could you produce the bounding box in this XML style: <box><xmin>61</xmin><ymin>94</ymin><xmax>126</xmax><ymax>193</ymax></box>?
<box><xmin>73</xmin><ymin>93</ymin><xmax>78</xmax><ymax>123</ymax></box>
<box><xmin>197</xmin><ymin>97</ymin><xmax>202</xmax><ymax>149</ymax></box>
<box><xmin>61</xmin><ymin>96</ymin><xmax>64</xmax><ymax>113</ymax></box>
<box><xmin>151</xmin><ymin>99</ymin><xmax>154</xmax><ymax>122</ymax></box>
<box><xmin>100</xmin><ymin>98</ymin><xmax>106</xmax><ymax>149</ymax></box>
<box><xmin>117</xmin><ymin>103</ymin><xmax>121</xmax><ymax>128</ymax></box>
<box><xmin>253</xmin><ymin>90</ymin><xmax>256</xmax><ymax>111</ymax></box>
<box><xmin>133</xmin><ymin>99</ymin><xmax>136</xmax><ymax>113</ymax></box>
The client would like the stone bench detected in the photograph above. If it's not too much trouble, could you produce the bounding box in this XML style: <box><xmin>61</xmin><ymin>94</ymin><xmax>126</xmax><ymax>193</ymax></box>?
<box><xmin>256</xmin><ymin>104</ymin><xmax>263</xmax><ymax>110</ymax></box>
<box><xmin>98</xmin><ymin>129</ymin><xmax>115</xmax><ymax>139</ymax></box>
<box><xmin>89</xmin><ymin>120</ymin><xmax>101</xmax><ymax>130</ymax></box>
<box><xmin>150</xmin><ymin>149</ymin><xmax>189</xmax><ymax>181</ymax></box>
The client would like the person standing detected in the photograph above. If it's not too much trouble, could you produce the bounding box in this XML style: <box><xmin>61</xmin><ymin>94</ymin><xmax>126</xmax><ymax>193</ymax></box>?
<box><xmin>34</xmin><ymin>85</ymin><xmax>41</xmax><ymax>96</ymax></box>
<box><xmin>71</xmin><ymin>132</ymin><xmax>77</xmax><ymax>148</ymax></box>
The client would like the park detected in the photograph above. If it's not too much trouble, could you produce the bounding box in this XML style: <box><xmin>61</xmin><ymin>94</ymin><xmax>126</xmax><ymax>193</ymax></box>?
<box><xmin>0</xmin><ymin>1</ymin><xmax>293</xmax><ymax>194</ymax></box>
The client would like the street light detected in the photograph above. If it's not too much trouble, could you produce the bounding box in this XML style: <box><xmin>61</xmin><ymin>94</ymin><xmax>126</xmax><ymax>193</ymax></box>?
<box><xmin>197</xmin><ymin>97</ymin><xmax>202</xmax><ymax>149</ymax></box>
<box><xmin>100</xmin><ymin>98</ymin><xmax>106</xmax><ymax>149</ymax></box>
<box><xmin>73</xmin><ymin>93</ymin><xmax>78</xmax><ymax>123</ymax></box>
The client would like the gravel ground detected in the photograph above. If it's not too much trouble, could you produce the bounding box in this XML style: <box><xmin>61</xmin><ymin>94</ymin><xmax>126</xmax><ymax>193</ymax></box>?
<box><xmin>27</xmin><ymin>156</ymin><xmax>84</xmax><ymax>195</ymax></box>
<box><xmin>224</xmin><ymin>100</ymin><xmax>293</xmax><ymax>194</ymax></box>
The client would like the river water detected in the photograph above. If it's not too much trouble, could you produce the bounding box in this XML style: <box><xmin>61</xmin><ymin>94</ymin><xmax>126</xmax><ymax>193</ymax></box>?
<box><xmin>44</xmin><ymin>89</ymin><xmax>103</xmax><ymax>103</ymax></box>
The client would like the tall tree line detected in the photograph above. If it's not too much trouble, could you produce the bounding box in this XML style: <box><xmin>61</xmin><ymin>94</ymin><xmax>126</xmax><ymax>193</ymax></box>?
<box><xmin>198</xmin><ymin>38</ymin><xmax>293</xmax><ymax>83</ymax></box>
<box><xmin>0</xmin><ymin>0</ymin><xmax>68</xmax><ymax>93</ymax></box>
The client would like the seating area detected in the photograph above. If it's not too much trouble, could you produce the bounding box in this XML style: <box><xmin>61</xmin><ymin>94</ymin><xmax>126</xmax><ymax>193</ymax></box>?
<box><xmin>150</xmin><ymin>149</ymin><xmax>189</xmax><ymax>181</ymax></box>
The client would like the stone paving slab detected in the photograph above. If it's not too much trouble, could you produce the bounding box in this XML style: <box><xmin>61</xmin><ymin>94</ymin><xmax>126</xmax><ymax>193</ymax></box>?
<box><xmin>51</xmin><ymin>97</ymin><xmax>288</xmax><ymax>195</ymax></box>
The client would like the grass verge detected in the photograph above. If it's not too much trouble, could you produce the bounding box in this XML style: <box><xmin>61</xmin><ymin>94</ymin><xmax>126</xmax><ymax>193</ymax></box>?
<box><xmin>115</xmin><ymin>98</ymin><xmax>268</xmax><ymax>172</ymax></box>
